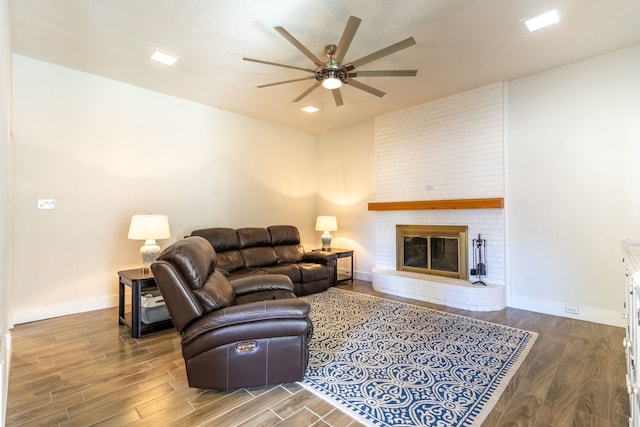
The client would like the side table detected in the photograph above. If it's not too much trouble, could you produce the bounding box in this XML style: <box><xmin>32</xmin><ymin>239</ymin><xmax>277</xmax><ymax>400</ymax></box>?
<box><xmin>313</xmin><ymin>248</ymin><xmax>354</xmax><ymax>282</ymax></box>
<box><xmin>118</xmin><ymin>269</ymin><xmax>173</xmax><ymax>338</ymax></box>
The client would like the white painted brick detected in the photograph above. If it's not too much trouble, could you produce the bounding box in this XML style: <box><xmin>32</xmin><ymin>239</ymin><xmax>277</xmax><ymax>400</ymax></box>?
<box><xmin>374</xmin><ymin>83</ymin><xmax>506</xmax><ymax>286</ymax></box>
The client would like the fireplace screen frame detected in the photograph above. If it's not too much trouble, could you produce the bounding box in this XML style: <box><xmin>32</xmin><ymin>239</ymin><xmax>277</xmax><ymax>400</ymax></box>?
<box><xmin>396</xmin><ymin>224</ymin><xmax>468</xmax><ymax>280</ymax></box>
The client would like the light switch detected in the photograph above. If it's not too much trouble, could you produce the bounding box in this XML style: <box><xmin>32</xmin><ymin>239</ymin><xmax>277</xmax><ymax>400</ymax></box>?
<box><xmin>37</xmin><ymin>199</ymin><xmax>57</xmax><ymax>210</ymax></box>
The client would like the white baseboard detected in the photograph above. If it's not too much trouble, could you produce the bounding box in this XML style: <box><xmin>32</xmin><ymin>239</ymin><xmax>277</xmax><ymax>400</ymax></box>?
<box><xmin>510</xmin><ymin>294</ymin><xmax>625</xmax><ymax>327</ymax></box>
<box><xmin>12</xmin><ymin>295</ymin><xmax>118</xmax><ymax>325</ymax></box>
<box><xmin>354</xmin><ymin>271</ymin><xmax>372</xmax><ymax>282</ymax></box>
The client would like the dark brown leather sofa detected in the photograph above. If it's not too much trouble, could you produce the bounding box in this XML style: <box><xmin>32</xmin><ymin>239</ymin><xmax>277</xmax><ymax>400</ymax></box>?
<box><xmin>190</xmin><ymin>225</ymin><xmax>337</xmax><ymax>296</ymax></box>
<box><xmin>151</xmin><ymin>236</ymin><xmax>313</xmax><ymax>390</ymax></box>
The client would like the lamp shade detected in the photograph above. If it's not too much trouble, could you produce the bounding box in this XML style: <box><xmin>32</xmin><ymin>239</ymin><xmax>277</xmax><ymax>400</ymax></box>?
<box><xmin>127</xmin><ymin>214</ymin><xmax>171</xmax><ymax>240</ymax></box>
<box><xmin>315</xmin><ymin>216</ymin><xmax>338</xmax><ymax>232</ymax></box>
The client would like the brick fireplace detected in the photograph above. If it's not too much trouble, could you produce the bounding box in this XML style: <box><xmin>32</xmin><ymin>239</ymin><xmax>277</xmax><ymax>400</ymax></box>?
<box><xmin>370</xmin><ymin>82</ymin><xmax>506</xmax><ymax>311</ymax></box>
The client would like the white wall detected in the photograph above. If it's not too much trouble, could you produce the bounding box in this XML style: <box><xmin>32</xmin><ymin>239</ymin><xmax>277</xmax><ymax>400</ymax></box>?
<box><xmin>316</xmin><ymin>120</ymin><xmax>375</xmax><ymax>280</ymax></box>
<box><xmin>0</xmin><ymin>0</ymin><xmax>10</xmax><ymax>423</ymax></box>
<box><xmin>11</xmin><ymin>55</ymin><xmax>319</xmax><ymax>323</ymax></box>
<box><xmin>508</xmin><ymin>45</ymin><xmax>640</xmax><ymax>326</ymax></box>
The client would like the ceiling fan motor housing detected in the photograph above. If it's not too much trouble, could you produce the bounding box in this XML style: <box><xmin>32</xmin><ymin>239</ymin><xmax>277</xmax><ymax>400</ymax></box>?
<box><xmin>315</xmin><ymin>67</ymin><xmax>347</xmax><ymax>84</ymax></box>
<box><xmin>314</xmin><ymin>44</ymin><xmax>348</xmax><ymax>84</ymax></box>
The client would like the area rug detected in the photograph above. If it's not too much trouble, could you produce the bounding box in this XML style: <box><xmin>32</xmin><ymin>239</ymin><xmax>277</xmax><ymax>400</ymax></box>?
<box><xmin>300</xmin><ymin>288</ymin><xmax>537</xmax><ymax>427</ymax></box>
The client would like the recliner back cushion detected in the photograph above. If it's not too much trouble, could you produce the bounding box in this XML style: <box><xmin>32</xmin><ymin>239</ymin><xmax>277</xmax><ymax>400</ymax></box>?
<box><xmin>241</xmin><ymin>247</ymin><xmax>277</xmax><ymax>267</ymax></box>
<box><xmin>195</xmin><ymin>270</ymin><xmax>236</xmax><ymax>311</ymax></box>
<box><xmin>274</xmin><ymin>245</ymin><xmax>305</xmax><ymax>263</ymax></box>
<box><xmin>215</xmin><ymin>251</ymin><xmax>245</xmax><ymax>273</ymax></box>
<box><xmin>238</xmin><ymin>227</ymin><xmax>277</xmax><ymax>267</ymax></box>
<box><xmin>268</xmin><ymin>225</ymin><xmax>305</xmax><ymax>263</ymax></box>
<box><xmin>268</xmin><ymin>225</ymin><xmax>301</xmax><ymax>245</ymax></box>
<box><xmin>191</xmin><ymin>228</ymin><xmax>244</xmax><ymax>272</ymax></box>
<box><xmin>191</xmin><ymin>227</ymin><xmax>239</xmax><ymax>251</ymax></box>
<box><xmin>157</xmin><ymin>236</ymin><xmax>215</xmax><ymax>291</ymax></box>
<box><xmin>237</xmin><ymin>227</ymin><xmax>271</xmax><ymax>247</ymax></box>
<box><xmin>157</xmin><ymin>237</ymin><xmax>235</xmax><ymax>313</ymax></box>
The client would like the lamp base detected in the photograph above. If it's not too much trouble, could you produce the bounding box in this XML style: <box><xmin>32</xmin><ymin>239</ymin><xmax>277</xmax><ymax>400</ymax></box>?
<box><xmin>321</xmin><ymin>232</ymin><xmax>332</xmax><ymax>251</ymax></box>
<box><xmin>140</xmin><ymin>239</ymin><xmax>161</xmax><ymax>272</ymax></box>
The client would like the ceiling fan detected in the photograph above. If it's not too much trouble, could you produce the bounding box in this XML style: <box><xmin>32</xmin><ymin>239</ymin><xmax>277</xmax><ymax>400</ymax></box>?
<box><xmin>243</xmin><ymin>16</ymin><xmax>417</xmax><ymax>107</ymax></box>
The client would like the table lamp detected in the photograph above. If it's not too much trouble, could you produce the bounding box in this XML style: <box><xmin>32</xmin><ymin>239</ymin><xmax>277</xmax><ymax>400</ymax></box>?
<box><xmin>128</xmin><ymin>214</ymin><xmax>171</xmax><ymax>272</ymax></box>
<box><xmin>315</xmin><ymin>216</ymin><xmax>338</xmax><ymax>251</ymax></box>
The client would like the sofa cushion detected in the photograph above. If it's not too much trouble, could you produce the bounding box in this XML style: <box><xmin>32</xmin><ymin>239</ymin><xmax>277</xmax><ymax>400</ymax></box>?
<box><xmin>195</xmin><ymin>270</ymin><xmax>236</xmax><ymax>312</ymax></box>
<box><xmin>157</xmin><ymin>236</ymin><xmax>215</xmax><ymax>290</ymax></box>
<box><xmin>268</xmin><ymin>225</ymin><xmax>301</xmax><ymax>245</ymax></box>
<box><xmin>237</xmin><ymin>227</ymin><xmax>271</xmax><ymax>248</ymax></box>
<box><xmin>236</xmin><ymin>228</ymin><xmax>277</xmax><ymax>267</ymax></box>
<box><xmin>298</xmin><ymin>262</ymin><xmax>332</xmax><ymax>282</ymax></box>
<box><xmin>215</xmin><ymin>250</ymin><xmax>244</xmax><ymax>273</ymax></box>
<box><xmin>261</xmin><ymin>263</ymin><xmax>302</xmax><ymax>283</ymax></box>
<box><xmin>241</xmin><ymin>247</ymin><xmax>277</xmax><ymax>267</ymax></box>
<box><xmin>191</xmin><ymin>227</ymin><xmax>245</xmax><ymax>273</ymax></box>
<box><xmin>226</xmin><ymin>267</ymin><xmax>268</xmax><ymax>281</ymax></box>
<box><xmin>192</xmin><ymin>227</ymin><xmax>239</xmax><ymax>251</ymax></box>
<box><xmin>269</xmin><ymin>225</ymin><xmax>305</xmax><ymax>263</ymax></box>
<box><xmin>273</xmin><ymin>245</ymin><xmax>304</xmax><ymax>263</ymax></box>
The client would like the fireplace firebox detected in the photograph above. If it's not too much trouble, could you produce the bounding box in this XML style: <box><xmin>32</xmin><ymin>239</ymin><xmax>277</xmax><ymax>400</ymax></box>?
<box><xmin>396</xmin><ymin>225</ymin><xmax>468</xmax><ymax>280</ymax></box>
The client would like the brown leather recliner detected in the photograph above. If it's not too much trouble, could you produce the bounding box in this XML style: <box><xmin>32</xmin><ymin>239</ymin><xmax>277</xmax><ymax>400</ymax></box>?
<box><xmin>150</xmin><ymin>236</ymin><xmax>313</xmax><ymax>390</ymax></box>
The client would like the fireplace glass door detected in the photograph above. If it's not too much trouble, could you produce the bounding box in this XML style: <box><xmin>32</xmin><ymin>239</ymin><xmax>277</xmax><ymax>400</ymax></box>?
<box><xmin>397</xmin><ymin>225</ymin><xmax>468</xmax><ymax>280</ymax></box>
<box><xmin>430</xmin><ymin>237</ymin><xmax>459</xmax><ymax>273</ymax></box>
<box><xmin>403</xmin><ymin>236</ymin><xmax>459</xmax><ymax>273</ymax></box>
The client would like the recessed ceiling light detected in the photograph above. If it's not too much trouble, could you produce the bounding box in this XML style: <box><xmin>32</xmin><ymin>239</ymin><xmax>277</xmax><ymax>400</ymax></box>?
<box><xmin>523</xmin><ymin>10</ymin><xmax>560</xmax><ymax>32</ymax></box>
<box><xmin>149</xmin><ymin>49</ymin><xmax>180</xmax><ymax>66</ymax></box>
<box><xmin>302</xmin><ymin>106</ymin><xmax>319</xmax><ymax>113</ymax></box>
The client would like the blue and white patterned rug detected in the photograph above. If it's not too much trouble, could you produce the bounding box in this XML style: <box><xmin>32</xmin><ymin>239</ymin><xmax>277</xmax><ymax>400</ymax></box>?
<box><xmin>300</xmin><ymin>288</ymin><xmax>537</xmax><ymax>427</ymax></box>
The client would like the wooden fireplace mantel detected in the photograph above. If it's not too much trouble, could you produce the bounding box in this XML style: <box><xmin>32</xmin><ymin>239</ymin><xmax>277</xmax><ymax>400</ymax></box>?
<box><xmin>368</xmin><ymin>198</ymin><xmax>504</xmax><ymax>211</ymax></box>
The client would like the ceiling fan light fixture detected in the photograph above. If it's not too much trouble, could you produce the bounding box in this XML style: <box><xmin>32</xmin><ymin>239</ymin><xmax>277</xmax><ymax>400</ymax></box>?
<box><xmin>322</xmin><ymin>76</ymin><xmax>342</xmax><ymax>89</ymax></box>
<box><xmin>321</xmin><ymin>68</ymin><xmax>343</xmax><ymax>89</ymax></box>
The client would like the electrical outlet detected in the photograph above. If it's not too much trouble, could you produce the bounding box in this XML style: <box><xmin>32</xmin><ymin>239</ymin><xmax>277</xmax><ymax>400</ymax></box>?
<box><xmin>565</xmin><ymin>305</ymin><xmax>579</xmax><ymax>315</ymax></box>
<box><xmin>37</xmin><ymin>199</ymin><xmax>57</xmax><ymax>210</ymax></box>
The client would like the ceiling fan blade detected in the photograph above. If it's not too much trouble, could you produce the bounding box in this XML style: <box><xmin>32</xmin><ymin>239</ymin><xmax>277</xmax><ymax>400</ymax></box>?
<box><xmin>332</xmin><ymin>88</ymin><xmax>344</xmax><ymax>107</ymax></box>
<box><xmin>334</xmin><ymin>16</ymin><xmax>361</xmax><ymax>62</ymax></box>
<box><xmin>257</xmin><ymin>76</ymin><xmax>316</xmax><ymax>88</ymax></box>
<box><xmin>348</xmin><ymin>70</ymin><xmax>418</xmax><ymax>77</ymax></box>
<box><xmin>292</xmin><ymin>81</ymin><xmax>322</xmax><ymax>102</ymax></box>
<box><xmin>346</xmin><ymin>37</ymin><xmax>416</xmax><ymax>71</ymax></box>
<box><xmin>243</xmin><ymin>57</ymin><xmax>315</xmax><ymax>73</ymax></box>
<box><xmin>274</xmin><ymin>26</ymin><xmax>325</xmax><ymax>67</ymax></box>
<box><xmin>345</xmin><ymin>79</ymin><xmax>386</xmax><ymax>97</ymax></box>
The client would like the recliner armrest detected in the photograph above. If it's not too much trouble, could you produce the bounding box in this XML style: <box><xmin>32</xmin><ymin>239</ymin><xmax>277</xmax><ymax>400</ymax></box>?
<box><xmin>302</xmin><ymin>251</ymin><xmax>337</xmax><ymax>264</ymax></box>
<box><xmin>230</xmin><ymin>274</ymin><xmax>294</xmax><ymax>296</ymax></box>
<box><xmin>182</xmin><ymin>298</ymin><xmax>310</xmax><ymax>345</ymax></box>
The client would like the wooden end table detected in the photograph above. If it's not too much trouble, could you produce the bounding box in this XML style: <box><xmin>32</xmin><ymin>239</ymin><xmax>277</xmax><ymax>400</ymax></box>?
<box><xmin>118</xmin><ymin>269</ymin><xmax>173</xmax><ymax>338</ymax></box>
<box><xmin>313</xmin><ymin>248</ymin><xmax>354</xmax><ymax>282</ymax></box>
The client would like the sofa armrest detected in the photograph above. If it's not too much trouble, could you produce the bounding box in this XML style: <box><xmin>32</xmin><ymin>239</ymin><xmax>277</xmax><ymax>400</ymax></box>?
<box><xmin>302</xmin><ymin>251</ymin><xmax>337</xmax><ymax>264</ymax></box>
<box><xmin>182</xmin><ymin>298</ymin><xmax>310</xmax><ymax>345</ymax></box>
<box><xmin>230</xmin><ymin>274</ymin><xmax>294</xmax><ymax>296</ymax></box>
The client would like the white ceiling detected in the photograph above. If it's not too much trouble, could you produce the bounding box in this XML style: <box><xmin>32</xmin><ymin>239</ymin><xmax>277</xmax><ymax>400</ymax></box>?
<box><xmin>9</xmin><ymin>0</ymin><xmax>640</xmax><ymax>134</ymax></box>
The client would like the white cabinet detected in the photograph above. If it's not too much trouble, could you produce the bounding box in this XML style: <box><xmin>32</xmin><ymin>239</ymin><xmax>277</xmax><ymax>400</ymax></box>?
<box><xmin>623</xmin><ymin>240</ymin><xmax>640</xmax><ymax>427</ymax></box>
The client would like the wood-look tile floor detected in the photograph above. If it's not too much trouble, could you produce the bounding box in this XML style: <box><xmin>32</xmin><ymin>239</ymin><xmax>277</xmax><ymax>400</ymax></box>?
<box><xmin>6</xmin><ymin>280</ymin><xmax>629</xmax><ymax>426</ymax></box>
